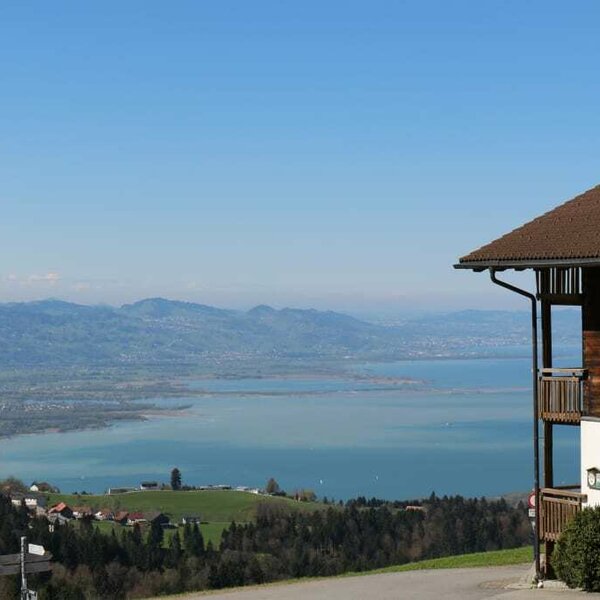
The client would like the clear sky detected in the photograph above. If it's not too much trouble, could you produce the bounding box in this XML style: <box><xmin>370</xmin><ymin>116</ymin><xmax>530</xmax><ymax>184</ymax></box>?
<box><xmin>2</xmin><ymin>1</ymin><xmax>600</xmax><ymax>314</ymax></box>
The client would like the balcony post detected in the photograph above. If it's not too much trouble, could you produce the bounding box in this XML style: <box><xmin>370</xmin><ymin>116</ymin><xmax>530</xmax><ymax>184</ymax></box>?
<box><xmin>541</xmin><ymin>298</ymin><xmax>555</xmax><ymax>576</ymax></box>
<box><xmin>542</xmin><ymin>299</ymin><xmax>554</xmax><ymax>488</ymax></box>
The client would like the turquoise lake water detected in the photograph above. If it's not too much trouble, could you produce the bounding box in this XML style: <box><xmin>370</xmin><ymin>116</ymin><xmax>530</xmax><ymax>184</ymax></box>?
<box><xmin>0</xmin><ymin>354</ymin><xmax>580</xmax><ymax>500</ymax></box>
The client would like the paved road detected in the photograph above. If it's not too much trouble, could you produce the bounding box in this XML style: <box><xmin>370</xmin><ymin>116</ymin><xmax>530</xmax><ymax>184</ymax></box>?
<box><xmin>159</xmin><ymin>565</ymin><xmax>599</xmax><ymax>599</ymax></box>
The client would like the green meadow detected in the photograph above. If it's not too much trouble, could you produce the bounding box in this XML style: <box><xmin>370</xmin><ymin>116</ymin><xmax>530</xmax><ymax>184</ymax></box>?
<box><xmin>357</xmin><ymin>545</ymin><xmax>532</xmax><ymax>574</ymax></box>
<box><xmin>48</xmin><ymin>489</ymin><xmax>325</xmax><ymax>547</ymax></box>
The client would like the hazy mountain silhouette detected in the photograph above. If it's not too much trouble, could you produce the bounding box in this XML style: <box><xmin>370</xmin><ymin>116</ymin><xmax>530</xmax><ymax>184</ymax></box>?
<box><xmin>0</xmin><ymin>299</ymin><xmax>580</xmax><ymax>366</ymax></box>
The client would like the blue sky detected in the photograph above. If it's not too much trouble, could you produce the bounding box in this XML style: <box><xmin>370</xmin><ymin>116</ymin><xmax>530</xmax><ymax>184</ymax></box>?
<box><xmin>2</xmin><ymin>1</ymin><xmax>600</xmax><ymax>314</ymax></box>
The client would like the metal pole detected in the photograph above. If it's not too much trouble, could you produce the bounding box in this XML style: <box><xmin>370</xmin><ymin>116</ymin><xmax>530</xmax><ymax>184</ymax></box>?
<box><xmin>20</xmin><ymin>536</ymin><xmax>27</xmax><ymax>600</ymax></box>
<box><xmin>489</xmin><ymin>269</ymin><xmax>541</xmax><ymax>582</ymax></box>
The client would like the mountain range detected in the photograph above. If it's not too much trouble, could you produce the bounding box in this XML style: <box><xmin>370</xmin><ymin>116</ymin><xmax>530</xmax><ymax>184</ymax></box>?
<box><xmin>0</xmin><ymin>298</ymin><xmax>581</xmax><ymax>367</ymax></box>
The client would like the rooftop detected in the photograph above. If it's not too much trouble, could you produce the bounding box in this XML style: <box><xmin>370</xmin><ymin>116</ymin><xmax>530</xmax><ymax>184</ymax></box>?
<box><xmin>457</xmin><ymin>184</ymin><xmax>600</xmax><ymax>270</ymax></box>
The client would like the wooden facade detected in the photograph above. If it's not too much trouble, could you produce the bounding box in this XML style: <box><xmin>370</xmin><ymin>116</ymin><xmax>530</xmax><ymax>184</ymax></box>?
<box><xmin>455</xmin><ymin>184</ymin><xmax>600</xmax><ymax>580</ymax></box>
<box><xmin>535</xmin><ymin>267</ymin><xmax>588</xmax><ymax>574</ymax></box>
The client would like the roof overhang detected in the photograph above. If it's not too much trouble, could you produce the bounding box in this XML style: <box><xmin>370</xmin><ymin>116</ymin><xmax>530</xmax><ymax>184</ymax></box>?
<box><xmin>454</xmin><ymin>257</ymin><xmax>600</xmax><ymax>272</ymax></box>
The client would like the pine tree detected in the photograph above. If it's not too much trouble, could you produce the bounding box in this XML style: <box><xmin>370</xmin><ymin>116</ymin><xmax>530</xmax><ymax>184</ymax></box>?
<box><xmin>167</xmin><ymin>531</ymin><xmax>182</xmax><ymax>567</ymax></box>
<box><xmin>171</xmin><ymin>467</ymin><xmax>182</xmax><ymax>491</ymax></box>
<box><xmin>183</xmin><ymin>522</ymin><xmax>193</xmax><ymax>554</ymax></box>
<box><xmin>265</xmin><ymin>478</ymin><xmax>280</xmax><ymax>495</ymax></box>
<box><xmin>148</xmin><ymin>519</ymin><xmax>164</xmax><ymax>548</ymax></box>
<box><xmin>190</xmin><ymin>523</ymin><xmax>204</xmax><ymax>557</ymax></box>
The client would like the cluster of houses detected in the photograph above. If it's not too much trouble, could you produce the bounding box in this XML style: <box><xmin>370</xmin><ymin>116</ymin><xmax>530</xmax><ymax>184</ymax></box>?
<box><xmin>9</xmin><ymin>491</ymin><xmax>174</xmax><ymax>528</ymax></box>
<box><xmin>10</xmin><ymin>491</ymin><xmax>48</xmax><ymax>515</ymax></box>
<box><xmin>46</xmin><ymin>502</ymin><xmax>171</xmax><ymax>528</ymax></box>
<box><xmin>5</xmin><ymin>478</ymin><xmax>264</xmax><ymax>533</ymax></box>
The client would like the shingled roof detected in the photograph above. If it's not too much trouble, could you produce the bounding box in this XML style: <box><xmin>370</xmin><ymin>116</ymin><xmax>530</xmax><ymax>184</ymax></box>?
<box><xmin>457</xmin><ymin>184</ymin><xmax>600</xmax><ymax>269</ymax></box>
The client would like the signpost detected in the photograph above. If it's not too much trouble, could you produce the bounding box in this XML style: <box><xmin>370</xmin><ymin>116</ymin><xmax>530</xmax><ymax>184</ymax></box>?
<box><xmin>528</xmin><ymin>491</ymin><xmax>537</xmax><ymax>536</ymax></box>
<box><xmin>0</xmin><ymin>538</ymin><xmax>51</xmax><ymax>599</ymax></box>
<box><xmin>28</xmin><ymin>544</ymin><xmax>45</xmax><ymax>557</ymax></box>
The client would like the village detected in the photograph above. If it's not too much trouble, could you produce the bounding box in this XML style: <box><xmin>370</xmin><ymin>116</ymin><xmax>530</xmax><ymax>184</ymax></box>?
<box><xmin>7</xmin><ymin>480</ymin><xmax>265</xmax><ymax>532</ymax></box>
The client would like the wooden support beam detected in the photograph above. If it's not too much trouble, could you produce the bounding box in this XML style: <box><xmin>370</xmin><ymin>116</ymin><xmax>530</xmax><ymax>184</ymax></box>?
<box><xmin>541</xmin><ymin>298</ymin><xmax>555</xmax><ymax>577</ymax></box>
<box><xmin>541</xmin><ymin>300</ymin><xmax>553</xmax><ymax>488</ymax></box>
<box><xmin>583</xmin><ymin>268</ymin><xmax>600</xmax><ymax>417</ymax></box>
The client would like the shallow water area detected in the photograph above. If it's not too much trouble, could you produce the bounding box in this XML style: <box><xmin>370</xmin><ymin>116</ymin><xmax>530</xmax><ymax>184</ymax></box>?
<box><xmin>0</xmin><ymin>354</ymin><xmax>579</xmax><ymax>499</ymax></box>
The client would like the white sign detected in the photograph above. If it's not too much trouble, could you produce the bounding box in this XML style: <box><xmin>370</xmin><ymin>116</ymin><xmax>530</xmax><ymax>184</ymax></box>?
<box><xmin>28</xmin><ymin>544</ymin><xmax>44</xmax><ymax>556</ymax></box>
<box><xmin>528</xmin><ymin>508</ymin><xmax>536</xmax><ymax>519</ymax></box>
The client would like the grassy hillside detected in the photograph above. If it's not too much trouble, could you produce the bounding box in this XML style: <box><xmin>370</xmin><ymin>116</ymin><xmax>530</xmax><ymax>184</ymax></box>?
<box><xmin>151</xmin><ymin>546</ymin><xmax>533</xmax><ymax>598</ymax></box>
<box><xmin>47</xmin><ymin>489</ymin><xmax>323</xmax><ymax>522</ymax></box>
<box><xmin>48</xmin><ymin>489</ymin><xmax>326</xmax><ymax>547</ymax></box>
<box><xmin>361</xmin><ymin>545</ymin><xmax>532</xmax><ymax>574</ymax></box>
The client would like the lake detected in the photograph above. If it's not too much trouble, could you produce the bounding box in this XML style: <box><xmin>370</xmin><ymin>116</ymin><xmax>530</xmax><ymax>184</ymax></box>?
<box><xmin>0</xmin><ymin>353</ymin><xmax>580</xmax><ymax>500</ymax></box>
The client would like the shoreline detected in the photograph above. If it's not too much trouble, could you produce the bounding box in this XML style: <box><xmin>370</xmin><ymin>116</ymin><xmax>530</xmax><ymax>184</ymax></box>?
<box><xmin>0</xmin><ymin>354</ymin><xmax>543</xmax><ymax>441</ymax></box>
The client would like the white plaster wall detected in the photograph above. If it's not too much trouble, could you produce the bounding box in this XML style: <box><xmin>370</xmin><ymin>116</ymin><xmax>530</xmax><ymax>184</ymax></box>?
<box><xmin>581</xmin><ymin>419</ymin><xmax>600</xmax><ymax>507</ymax></box>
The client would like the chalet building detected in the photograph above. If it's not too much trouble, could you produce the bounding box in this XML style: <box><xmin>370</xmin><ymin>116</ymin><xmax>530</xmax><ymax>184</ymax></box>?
<box><xmin>94</xmin><ymin>508</ymin><xmax>114</xmax><ymax>521</ymax></box>
<box><xmin>181</xmin><ymin>515</ymin><xmax>202</xmax><ymax>525</ymax></box>
<box><xmin>30</xmin><ymin>481</ymin><xmax>58</xmax><ymax>493</ymax></box>
<box><xmin>145</xmin><ymin>511</ymin><xmax>170</xmax><ymax>527</ymax></box>
<box><xmin>126</xmin><ymin>511</ymin><xmax>170</xmax><ymax>527</ymax></box>
<box><xmin>114</xmin><ymin>511</ymin><xmax>129</xmax><ymax>525</ymax></box>
<box><xmin>456</xmin><ymin>184</ymin><xmax>600</xmax><ymax>579</ymax></box>
<box><xmin>72</xmin><ymin>506</ymin><xmax>94</xmax><ymax>519</ymax></box>
<box><xmin>10</xmin><ymin>492</ymin><xmax>47</xmax><ymax>511</ymax></box>
<box><xmin>127</xmin><ymin>511</ymin><xmax>147</xmax><ymax>525</ymax></box>
<box><xmin>47</xmin><ymin>513</ymin><xmax>71</xmax><ymax>527</ymax></box>
<box><xmin>139</xmin><ymin>481</ymin><xmax>159</xmax><ymax>491</ymax></box>
<box><xmin>48</xmin><ymin>502</ymin><xmax>73</xmax><ymax>520</ymax></box>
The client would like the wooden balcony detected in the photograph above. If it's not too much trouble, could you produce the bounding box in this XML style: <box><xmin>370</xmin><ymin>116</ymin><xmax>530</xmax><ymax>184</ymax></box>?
<box><xmin>538</xmin><ymin>368</ymin><xmax>586</xmax><ymax>424</ymax></box>
<box><xmin>540</xmin><ymin>487</ymin><xmax>586</xmax><ymax>542</ymax></box>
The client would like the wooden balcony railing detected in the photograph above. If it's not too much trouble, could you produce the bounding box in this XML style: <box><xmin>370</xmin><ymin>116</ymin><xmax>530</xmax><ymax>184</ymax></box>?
<box><xmin>538</xmin><ymin>368</ymin><xmax>586</xmax><ymax>423</ymax></box>
<box><xmin>540</xmin><ymin>487</ymin><xmax>586</xmax><ymax>542</ymax></box>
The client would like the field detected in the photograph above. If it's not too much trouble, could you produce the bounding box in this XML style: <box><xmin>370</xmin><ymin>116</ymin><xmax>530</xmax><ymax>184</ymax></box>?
<box><xmin>47</xmin><ymin>490</ymin><xmax>325</xmax><ymax>546</ymax></box>
<box><xmin>48</xmin><ymin>489</ymin><xmax>323</xmax><ymax>521</ymax></box>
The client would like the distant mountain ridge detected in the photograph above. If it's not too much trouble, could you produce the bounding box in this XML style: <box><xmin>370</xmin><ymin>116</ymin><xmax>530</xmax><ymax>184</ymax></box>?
<box><xmin>0</xmin><ymin>298</ymin><xmax>581</xmax><ymax>367</ymax></box>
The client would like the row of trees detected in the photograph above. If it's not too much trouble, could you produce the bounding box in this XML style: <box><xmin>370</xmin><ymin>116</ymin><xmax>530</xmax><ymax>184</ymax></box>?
<box><xmin>221</xmin><ymin>493</ymin><xmax>530</xmax><ymax>577</ymax></box>
<box><xmin>0</xmin><ymin>492</ymin><xmax>531</xmax><ymax>599</ymax></box>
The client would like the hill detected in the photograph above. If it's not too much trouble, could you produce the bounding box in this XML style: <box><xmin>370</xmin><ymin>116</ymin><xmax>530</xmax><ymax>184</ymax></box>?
<box><xmin>0</xmin><ymin>298</ymin><xmax>401</xmax><ymax>367</ymax></box>
<box><xmin>0</xmin><ymin>298</ymin><xmax>582</xmax><ymax>368</ymax></box>
<box><xmin>5</xmin><ymin>491</ymin><xmax>529</xmax><ymax>598</ymax></box>
<box><xmin>47</xmin><ymin>489</ymin><xmax>326</xmax><ymax>545</ymax></box>
<box><xmin>47</xmin><ymin>489</ymin><xmax>323</xmax><ymax>523</ymax></box>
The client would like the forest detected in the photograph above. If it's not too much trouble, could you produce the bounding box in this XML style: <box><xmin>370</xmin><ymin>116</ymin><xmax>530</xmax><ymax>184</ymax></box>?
<box><xmin>0</xmin><ymin>492</ymin><xmax>530</xmax><ymax>599</ymax></box>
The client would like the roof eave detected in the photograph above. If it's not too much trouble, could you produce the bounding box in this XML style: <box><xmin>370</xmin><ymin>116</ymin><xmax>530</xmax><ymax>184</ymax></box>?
<box><xmin>455</xmin><ymin>257</ymin><xmax>600</xmax><ymax>271</ymax></box>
